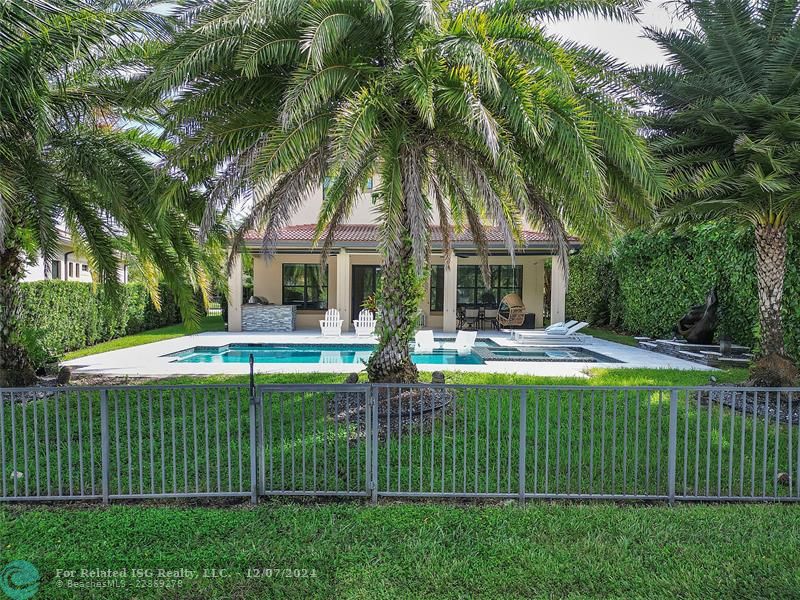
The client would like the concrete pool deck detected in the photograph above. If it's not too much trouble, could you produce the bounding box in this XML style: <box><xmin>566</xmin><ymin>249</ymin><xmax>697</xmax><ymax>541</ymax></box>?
<box><xmin>62</xmin><ymin>330</ymin><xmax>715</xmax><ymax>378</ymax></box>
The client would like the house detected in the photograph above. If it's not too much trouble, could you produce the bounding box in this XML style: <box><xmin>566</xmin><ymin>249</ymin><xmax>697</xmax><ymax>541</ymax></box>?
<box><xmin>226</xmin><ymin>178</ymin><xmax>578</xmax><ymax>333</ymax></box>
<box><xmin>22</xmin><ymin>230</ymin><xmax>129</xmax><ymax>284</ymax></box>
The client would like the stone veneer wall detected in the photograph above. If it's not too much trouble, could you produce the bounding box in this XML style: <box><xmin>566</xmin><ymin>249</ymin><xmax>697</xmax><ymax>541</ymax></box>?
<box><xmin>241</xmin><ymin>304</ymin><xmax>297</xmax><ymax>332</ymax></box>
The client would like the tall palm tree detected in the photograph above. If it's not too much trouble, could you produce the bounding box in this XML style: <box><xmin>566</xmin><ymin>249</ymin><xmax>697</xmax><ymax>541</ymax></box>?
<box><xmin>0</xmin><ymin>1</ymin><xmax>215</xmax><ymax>386</ymax></box>
<box><xmin>639</xmin><ymin>0</ymin><xmax>800</xmax><ymax>358</ymax></box>
<box><xmin>147</xmin><ymin>0</ymin><xmax>661</xmax><ymax>382</ymax></box>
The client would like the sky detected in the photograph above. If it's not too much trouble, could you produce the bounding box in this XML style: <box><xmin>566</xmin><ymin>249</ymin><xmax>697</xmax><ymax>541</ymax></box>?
<box><xmin>546</xmin><ymin>1</ymin><xmax>687</xmax><ymax>66</ymax></box>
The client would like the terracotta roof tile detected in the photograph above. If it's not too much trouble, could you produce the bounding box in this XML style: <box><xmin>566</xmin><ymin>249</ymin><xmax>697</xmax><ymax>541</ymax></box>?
<box><xmin>244</xmin><ymin>224</ymin><xmax>579</xmax><ymax>246</ymax></box>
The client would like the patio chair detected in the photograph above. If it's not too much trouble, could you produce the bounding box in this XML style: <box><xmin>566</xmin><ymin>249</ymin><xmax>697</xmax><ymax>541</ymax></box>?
<box><xmin>442</xmin><ymin>330</ymin><xmax>478</xmax><ymax>355</ymax></box>
<box><xmin>497</xmin><ymin>293</ymin><xmax>526</xmax><ymax>328</ymax></box>
<box><xmin>482</xmin><ymin>308</ymin><xmax>499</xmax><ymax>329</ymax></box>
<box><xmin>512</xmin><ymin>320</ymin><xmax>579</xmax><ymax>340</ymax></box>
<box><xmin>319</xmin><ymin>308</ymin><xmax>343</xmax><ymax>336</ymax></box>
<box><xmin>414</xmin><ymin>330</ymin><xmax>436</xmax><ymax>354</ymax></box>
<box><xmin>352</xmin><ymin>309</ymin><xmax>376</xmax><ymax>336</ymax></box>
<box><xmin>463</xmin><ymin>307</ymin><xmax>480</xmax><ymax>329</ymax></box>
<box><xmin>513</xmin><ymin>322</ymin><xmax>591</xmax><ymax>344</ymax></box>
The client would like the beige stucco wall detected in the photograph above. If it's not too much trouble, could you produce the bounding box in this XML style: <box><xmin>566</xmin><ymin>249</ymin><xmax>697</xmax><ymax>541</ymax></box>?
<box><xmin>247</xmin><ymin>251</ymin><xmax>546</xmax><ymax>331</ymax></box>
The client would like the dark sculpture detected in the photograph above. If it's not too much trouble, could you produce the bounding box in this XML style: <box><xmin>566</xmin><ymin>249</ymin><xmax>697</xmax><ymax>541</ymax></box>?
<box><xmin>674</xmin><ymin>288</ymin><xmax>718</xmax><ymax>344</ymax></box>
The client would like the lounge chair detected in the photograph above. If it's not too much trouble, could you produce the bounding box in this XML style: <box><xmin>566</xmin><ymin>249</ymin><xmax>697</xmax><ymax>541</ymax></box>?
<box><xmin>353</xmin><ymin>309</ymin><xmax>376</xmax><ymax>336</ymax></box>
<box><xmin>442</xmin><ymin>330</ymin><xmax>478</xmax><ymax>355</ymax></box>
<box><xmin>414</xmin><ymin>330</ymin><xmax>436</xmax><ymax>354</ymax></box>
<box><xmin>319</xmin><ymin>308</ymin><xmax>343</xmax><ymax>336</ymax></box>
<box><xmin>513</xmin><ymin>322</ymin><xmax>591</xmax><ymax>343</ymax></box>
<box><xmin>512</xmin><ymin>320</ymin><xmax>578</xmax><ymax>340</ymax></box>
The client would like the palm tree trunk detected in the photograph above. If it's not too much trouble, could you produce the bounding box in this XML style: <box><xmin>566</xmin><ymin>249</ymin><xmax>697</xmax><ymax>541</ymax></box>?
<box><xmin>0</xmin><ymin>241</ymin><xmax>35</xmax><ymax>387</ymax></box>
<box><xmin>754</xmin><ymin>222</ymin><xmax>787</xmax><ymax>357</ymax></box>
<box><xmin>366</xmin><ymin>231</ymin><xmax>423</xmax><ymax>383</ymax></box>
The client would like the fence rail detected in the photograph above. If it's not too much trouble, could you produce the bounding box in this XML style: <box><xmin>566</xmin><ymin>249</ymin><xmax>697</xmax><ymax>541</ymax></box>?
<box><xmin>1</xmin><ymin>383</ymin><xmax>799</xmax><ymax>504</ymax></box>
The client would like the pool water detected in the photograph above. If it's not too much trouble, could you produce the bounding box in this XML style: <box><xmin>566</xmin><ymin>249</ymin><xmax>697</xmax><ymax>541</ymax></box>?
<box><xmin>168</xmin><ymin>344</ymin><xmax>484</xmax><ymax>365</ymax></box>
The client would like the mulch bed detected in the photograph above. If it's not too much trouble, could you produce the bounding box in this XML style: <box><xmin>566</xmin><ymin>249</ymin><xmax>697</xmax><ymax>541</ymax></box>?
<box><xmin>328</xmin><ymin>387</ymin><xmax>454</xmax><ymax>440</ymax></box>
<box><xmin>697</xmin><ymin>386</ymin><xmax>800</xmax><ymax>425</ymax></box>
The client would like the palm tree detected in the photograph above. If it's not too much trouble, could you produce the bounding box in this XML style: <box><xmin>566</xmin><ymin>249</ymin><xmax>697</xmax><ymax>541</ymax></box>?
<box><xmin>639</xmin><ymin>0</ymin><xmax>800</xmax><ymax>358</ymax></box>
<box><xmin>147</xmin><ymin>0</ymin><xmax>661</xmax><ymax>382</ymax></box>
<box><xmin>0</xmin><ymin>1</ymin><xmax>215</xmax><ymax>387</ymax></box>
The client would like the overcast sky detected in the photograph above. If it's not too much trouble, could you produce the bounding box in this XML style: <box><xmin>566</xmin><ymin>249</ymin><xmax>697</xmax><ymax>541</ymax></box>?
<box><xmin>546</xmin><ymin>1</ymin><xmax>686</xmax><ymax>66</ymax></box>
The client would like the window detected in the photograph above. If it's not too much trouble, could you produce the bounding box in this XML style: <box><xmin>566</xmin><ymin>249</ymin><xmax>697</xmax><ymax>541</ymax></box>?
<box><xmin>81</xmin><ymin>264</ymin><xmax>89</xmax><ymax>272</ymax></box>
<box><xmin>51</xmin><ymin>260</ymin><xmax>61</xmax><ymax>280</ymax></box>
<box><xmin>364</xmin><ymin>177</ymin><xmax>373</xmax><ymax>191</ymax></box>
<box><xmin>456</xmin><ymin>265</ymin><xmax>522</xmax><ymax>306</ymax></box>
<box><xmin>68</xmin><ymin>262</ymin><xmax>73</xmax><ymax>278</ymax></box>
<box><xmin>429</xmin><ymin>265</ymin><xmax>444</xmax><ymax>311</ymax></box>
<box><xmin>282</xmin><ymin>264</ymin><xmax>328</xmax><ymax>310</ymax></box>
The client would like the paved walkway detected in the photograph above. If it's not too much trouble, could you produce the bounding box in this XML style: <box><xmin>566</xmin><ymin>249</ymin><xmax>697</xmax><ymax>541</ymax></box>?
<box><xmin>62</xmin><ymin>330</ymin><xmax>714</xmax><ymax>378</ymax></box>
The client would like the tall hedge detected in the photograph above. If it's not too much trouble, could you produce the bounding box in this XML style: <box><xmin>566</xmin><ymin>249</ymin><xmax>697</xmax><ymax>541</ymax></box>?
<box><xmin>567</xmin><ymin>222</ymin><xmax>799</xmax><ymax>358</ymax></box>
<box><xmin>18</xmin><ymin>281</ymin><xmax>182</xmax><ymax>357</ymax></box>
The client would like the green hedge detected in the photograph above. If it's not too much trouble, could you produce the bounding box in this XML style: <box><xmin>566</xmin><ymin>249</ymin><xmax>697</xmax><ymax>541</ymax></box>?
<box><xmin>18</xmin><ymin>281</ymin><xmax>182</xmax><ymax>358</ymax></box>
<box><xmin>567</xmin><ymin>222</ymin><xmax>799</xmax><ymax>358</ymax></box>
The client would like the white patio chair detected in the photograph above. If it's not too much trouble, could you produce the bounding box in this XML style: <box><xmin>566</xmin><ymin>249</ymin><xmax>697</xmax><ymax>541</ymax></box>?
<box><xmin>414</xmin><ymin>330</ymin><xmax>436</xmax><ymax>354</ymax></box>
<box><xmin>352</xmin><ymin>309</ymin><xmax>376</xmax><ymax>336</ymax></box>
<box><xmin>319</xmin><ymin>308</ymin><xmax>343</xmax><ymax>336</ymax></box>
<box><xmin>513</xmin><ymin>322</ymin><xmax>592</xmax><ymax>344</ymax></box>
<box><xmin>442</xmin><ymin>330</ymin><xmax>478</xmax><ymax>355</ymax></box>
<box><xmin>512</xmin><ymin>320</ymin><xmax>579</xmax><ymax>340</ymax></box>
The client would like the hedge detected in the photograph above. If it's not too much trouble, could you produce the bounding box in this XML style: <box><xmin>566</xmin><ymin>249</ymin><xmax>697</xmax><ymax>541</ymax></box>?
<box><xmin>567</xmin><ymin>222</ymin><xmax>799</xmax><ymax>359</ymax></box>
<box><xmin>18</xmin><ymin>281</ymin><xmax>182</xmax><ymax>358</ymax></box>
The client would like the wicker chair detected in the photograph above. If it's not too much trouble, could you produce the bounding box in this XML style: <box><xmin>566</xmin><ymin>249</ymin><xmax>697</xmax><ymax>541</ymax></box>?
<box><xmin>497</xmin><ymin>293</ymin><xmax>526</xmax><ymax>328</ymax></box>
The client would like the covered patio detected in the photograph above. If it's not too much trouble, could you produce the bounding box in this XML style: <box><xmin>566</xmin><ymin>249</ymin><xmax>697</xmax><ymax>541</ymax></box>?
<box><xmin>226</xmin><ymin>224</ymin><xmax>578</xmax><ymax>334</ymax></box>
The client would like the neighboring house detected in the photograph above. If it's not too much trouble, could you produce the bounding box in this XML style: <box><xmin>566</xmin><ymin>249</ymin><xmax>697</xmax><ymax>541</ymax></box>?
<box><xmin>227</xmin><ymin>177</ymin><xmax>579</xmax><ymax>333</ymax></box>
<box><xmin>22</xmin><ymin>231</ymin><xmax>129</xmax><ymax>284</ymax></box>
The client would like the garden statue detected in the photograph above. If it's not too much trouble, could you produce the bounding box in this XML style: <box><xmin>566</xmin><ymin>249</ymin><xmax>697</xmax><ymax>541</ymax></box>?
<box><xmin>674</xmin><ymin>288</ymin><xmax>718</xmax><ymax>344</ymax></box>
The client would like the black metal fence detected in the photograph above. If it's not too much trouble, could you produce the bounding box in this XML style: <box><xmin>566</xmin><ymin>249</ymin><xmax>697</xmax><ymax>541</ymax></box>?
<box><xmin>1</xmin><ymin>384</ymin><xmax>798</xmax><ymax>503</ymax></box>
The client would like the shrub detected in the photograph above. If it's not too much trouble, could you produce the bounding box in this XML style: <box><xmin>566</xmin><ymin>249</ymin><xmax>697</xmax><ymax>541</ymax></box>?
<box><xmin>18</xmin><ymin>281</ymin><xmax>183</xmax><ymax>360</ymax></box>
<box><xmin>567</xmin><ymin>222</ymin><xmax>799</xmax><ymax>359</ymax></box>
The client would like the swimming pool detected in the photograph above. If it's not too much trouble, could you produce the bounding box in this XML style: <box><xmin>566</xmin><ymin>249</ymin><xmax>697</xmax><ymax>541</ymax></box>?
<box><xmin>167</xmin><ymin>341</ymin><xmax>617</xmax><ymax>366</ymax></box>
<box><xmin>168</xmin><ymin>343</ymin><xmax>484</xmax><ymax>365</ymax></box>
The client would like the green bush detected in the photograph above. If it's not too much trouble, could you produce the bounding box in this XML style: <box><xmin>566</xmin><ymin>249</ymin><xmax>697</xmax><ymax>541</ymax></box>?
<box><xmin>567</xmin><ymin>222</ymin><xmax>799</xmax><ymax>358</ymax></box>
<box><xmin>18</xmin><ymin>281</ymin><xmax>183</xmax><ymax>359</ymax></box>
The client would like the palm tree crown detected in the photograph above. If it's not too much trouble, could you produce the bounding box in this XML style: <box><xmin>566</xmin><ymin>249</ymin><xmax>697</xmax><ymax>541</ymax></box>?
<box><xmin>640</xmin><ymin>0</ymin><xmax>800</xmax><ymax>357</ymax></box>
<box><xmin>148</xmin><ymin>0</ymin><xmax>661</xmax><ymax>381</ymax></box>
<box><xmin>0</xmin><ymin>1</ymin><xmax>215</xmax><ymax>386</ymax></box>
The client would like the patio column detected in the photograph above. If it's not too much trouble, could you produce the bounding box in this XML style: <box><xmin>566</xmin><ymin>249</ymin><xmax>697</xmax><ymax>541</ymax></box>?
<box><xmin>550</xmin><ymin>255</ymin><xmax>566</xmax><ymax>325</ymax></box>
<box><xmin>443</xmin><ymin>251</ymin><xmax>458</xmax><ymax>332</ymax></box>
<box><xmin>336</xmin><ymin>249</ymin><xmax>351</xmax><ymax>332</ymax></box>
<box><xmin>227</xmin><ymin>252</ymin><xmax>242</xmax><ymax>332</ymax></box>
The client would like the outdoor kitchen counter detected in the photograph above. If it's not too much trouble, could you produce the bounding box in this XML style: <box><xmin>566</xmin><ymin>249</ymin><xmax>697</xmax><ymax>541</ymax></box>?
<box><xmin>241</xmin><ymin>304</ymin><xmax>297</xmax><ymax>332</ymax></box>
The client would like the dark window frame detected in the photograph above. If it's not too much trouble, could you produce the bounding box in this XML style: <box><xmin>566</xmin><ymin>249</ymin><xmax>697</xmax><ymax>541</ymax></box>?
<box><xmin>429</xmin><ymin>265</ymin><xmax>445</xmax><ymax>312</ymax></box>
<box><xmin>281</xmin><ymin>263</ymin><xmax>328</xmax><ymax>310</ymax></box>
<box><xmin>456</xmin><ymin>265</ymin><xmax>523</xmax><ymax>307</ymax></box>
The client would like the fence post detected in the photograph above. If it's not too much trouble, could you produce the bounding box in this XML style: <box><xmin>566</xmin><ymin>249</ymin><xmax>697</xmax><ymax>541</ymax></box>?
<box><xmin>249</xmin><ymin>355</ymin><xmax>259</xmax><ymax>505</ymax></box>
<box><xmin>667</xmin><ymin>389</ymin><xmax>678</xmax><ymax>506</ymax></box>
<box><xmin>518</xmin><ymin>389</ymin><xmax>527</xmax><ymax>504</ymax></box>
<box><xmin>100</xmin><ymin>389</ymin><xmax>110</xmax><ymax>505</ymax></box>
<box><xmin>369</xmin><ymin>386</ymin><xmax>379</xmax><ymax>504</ymax></box>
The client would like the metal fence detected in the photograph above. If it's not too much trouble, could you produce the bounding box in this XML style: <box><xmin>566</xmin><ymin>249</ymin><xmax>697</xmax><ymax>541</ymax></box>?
<box><xmin>1</xmin><ymin>383</ymin><xmax>799</xmax><ymax>504</ymax></box>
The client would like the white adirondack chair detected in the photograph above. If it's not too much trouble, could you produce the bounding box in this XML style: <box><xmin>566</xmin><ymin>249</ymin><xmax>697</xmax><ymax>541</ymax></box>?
<box><xmin>319</xmin><ymin>308</ymin><xmax>343</xmax><ymax>336</ymax></box>
<box><xmin>414</xmin><ymin>330</ymin><xmax>436</xmax><ymax>354</ymax></box>
<box><xmin>353</xmin><ymin>309</ymin><xmax>376</xmax><ymax>336</ymax></box>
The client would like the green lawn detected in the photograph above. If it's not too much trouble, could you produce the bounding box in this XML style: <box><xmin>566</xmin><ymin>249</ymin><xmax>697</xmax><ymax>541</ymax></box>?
<box><xmin>63</xmin><ymin>316</ymin><xmax>225</xmax><ymax>360</ymax></box>
<box><xmin>583</xmin><ymin>326</ymin><xmax>639</xmax><ymax>346</ymax></box>
<box><xmin>2</xmin><ymin>502</ymin><xmax>799</xmax><ymax>598</ymax></box>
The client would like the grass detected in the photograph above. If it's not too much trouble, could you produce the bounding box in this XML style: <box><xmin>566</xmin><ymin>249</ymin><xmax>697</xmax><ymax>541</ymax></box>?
<box><xmin>63</xmin><ymin>316</ymin><xmax>225</xmax><ymax>360</ymax></box>
<box><xmin>583</xmin><ymin>326</ymin><xmax>639</xmax><ymax>346</ymax></box>
<box><xmin>2</xmin><ymin>502</ymin><xmax>800</xmax><ymax>598</ymax></box>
